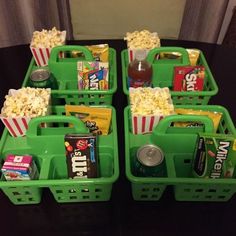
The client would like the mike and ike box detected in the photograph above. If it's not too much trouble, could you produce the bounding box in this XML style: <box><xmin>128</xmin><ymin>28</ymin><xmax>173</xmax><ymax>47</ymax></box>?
<box><xmin>192</xmin><ymin>133</ymin><xmax>236</xmax><ymax>179</ymax></box>
<box><xmin>64</xmin><ymin>133</ymin><xmax>98</xmax><ymax>179</ymax></box>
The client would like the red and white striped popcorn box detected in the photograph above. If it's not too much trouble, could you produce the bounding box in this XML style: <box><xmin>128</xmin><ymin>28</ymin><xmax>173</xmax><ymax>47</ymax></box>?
<box><xmin>132</xmin><ymin>114</ymin><xmax>166</xmax><ymax>135</ymax></box>
<box><xmin>129</xmin><ymin>87</ymin><xmax>174</xmax><ymax>134</ymax></box>
<box><xmin>0</xmin><ymin>89</ymin><xmax>51</xmax><ymax>137</ymax></box>
<box><xmin>0</xmin><ymin>116</ymin><xmax>31</xmax><ymax>137</ymax></box>
<box><xmin>30</xmin><ymin>31</ymin><xmax>66</xmax><ymax>67</ymax></box>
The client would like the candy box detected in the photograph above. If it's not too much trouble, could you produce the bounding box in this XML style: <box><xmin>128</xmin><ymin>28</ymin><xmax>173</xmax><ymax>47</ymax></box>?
<box><xmin>0</xmin><ymin>88</ymin><xmax>51</xmax><ymax>137</ymax></box>
<box><xmin>30</xmin><ymin>27</ymin><xmax>66</xmax><ymax>67</ymax></box>
<box><xmin>64</xmin><ymin>133</ymin><xmax>99</xmax><ymax>178</ymax></box>
<box><xmin>193</xmin><ymin>133</ymin><xmax>236</xmax><ymax>179</ymax></box>
<box><xmin>1</xmin><ymin>155</ymin><xmax>39</xmax><ymax>181</ymax></box>
<box><xmin>77</xmin><ymin>61</ymin><xmax>109</xmax><ymax>90</ymax></box>
<box><xmin>173</xmin><ymin>66</ymin><xmax>205</xmax><ymax>91</ymax></box>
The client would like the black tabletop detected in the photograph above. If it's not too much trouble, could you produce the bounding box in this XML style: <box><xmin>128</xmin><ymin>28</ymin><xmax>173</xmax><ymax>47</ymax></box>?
<box><xmin>0</xmin><ymin>39</ymin><xmax>236</xmax><ymax>236</ymax></box>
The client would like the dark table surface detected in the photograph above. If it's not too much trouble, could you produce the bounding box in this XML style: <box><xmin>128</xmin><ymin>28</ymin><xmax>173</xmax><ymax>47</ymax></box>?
<box><xmin>0</xmin><ymin>39</ymin><xmax>236</xmax><ymax>236</ymax></box>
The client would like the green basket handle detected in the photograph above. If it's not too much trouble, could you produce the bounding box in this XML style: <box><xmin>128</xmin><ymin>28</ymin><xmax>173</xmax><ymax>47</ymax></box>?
<box><xmin>26</xmin><ymin>115</ymin><xmax>89</xmax><ymax>137</ymax></box>
<box><xmin>152</xmin><ymin>114</ymin><xmax>214</xmax><ymax>136</ymax></box>
<box><xmin>146</xmin><ymin>46</ymin><xmax>190</xmax><ymax>65</ymax></box>
<box><xmin>49</xmin><ymin>45</ymin><xmax>94</xmax><ymax>63</ymax></box>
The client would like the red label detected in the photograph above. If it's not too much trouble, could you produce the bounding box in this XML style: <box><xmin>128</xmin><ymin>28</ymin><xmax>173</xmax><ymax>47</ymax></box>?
<box><xmin>128</xmin><ymin>78</ymin><xmax>151</xmax><ymax>88</ymax></box>
<box><xmin>173</xmin><ymin>66</ymin><xmax>205</xmax><ymax>91</ymax></box>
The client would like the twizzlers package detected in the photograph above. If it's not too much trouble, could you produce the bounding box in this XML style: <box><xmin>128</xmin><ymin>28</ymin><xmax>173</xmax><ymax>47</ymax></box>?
<box><xmin>173</xmin><ymin>66</ymin><xmax>205</xmax><ymax>91</ymax></box>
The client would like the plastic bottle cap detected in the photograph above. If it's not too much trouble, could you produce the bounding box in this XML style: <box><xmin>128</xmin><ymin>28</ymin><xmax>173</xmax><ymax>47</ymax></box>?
<box><xmin>135</xmin><ymin>50</ymin><xmax>146</xmax><ymax>61</ymax></box>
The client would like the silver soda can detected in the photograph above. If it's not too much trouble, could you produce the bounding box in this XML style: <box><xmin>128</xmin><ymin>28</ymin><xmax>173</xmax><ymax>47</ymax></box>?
<box><xmin>135</xmin><ymin>144</ymin><xmax>166</xmax><ymax>177</ymax></box>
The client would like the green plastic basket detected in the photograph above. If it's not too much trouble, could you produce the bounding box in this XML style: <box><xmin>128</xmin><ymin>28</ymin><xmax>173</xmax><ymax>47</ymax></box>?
<box><xmin>122</xmin><ymin>47</ymin><xmax>218</xmax><ymax>105</ymax></box>
<box><xmin>0</xmin><ymin>105</ymin><xmax>119</xmax><ymax>205</ymax></box>
<box><xmin>22</xmin><ymin>45</ymin><xmax>117</xmax><ymax>105</ymax></box>
<box><xmin>124</xmin><ymin>105</ymin><xmax>236</xmax><ymax>202</ymax></box>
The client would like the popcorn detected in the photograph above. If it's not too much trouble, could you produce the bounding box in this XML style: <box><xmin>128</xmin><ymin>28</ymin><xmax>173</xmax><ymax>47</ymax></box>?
<box><xmin>130</xmin><ymin>87</ymin><xmax>174</xmax><ymax>134</ymax></box>
<box><xmin>30</xmin><ymin>27</ymin><xmax>66</xmax><ymax>66</ymax></box>
<box><xmin>130</xmin><ymin>87</ymin><xmax>174</xmax><ymax>116</ymax></box>
<box><xmin>124</xmin><ymin>30</ymin><xmax>160</xmax><ymax>50</ymax></box>
<box><xmin>0</xmin><ymin>88</ymin><xmax>51</xmax><ymax>137</ymax></box>
<box><xmin>1</xmin><ymin>87</ymin><xmax>50</xmax><ymax>118</ymax></box>
<box><xmin>124</xmin><ymin>30</ymin><xmax>160</xmax><ymax>62</ymax></box>
<box><xmin>31</xmin><ymin>27</ymin><xmax>65</xmax><ymax>48</ymax></box>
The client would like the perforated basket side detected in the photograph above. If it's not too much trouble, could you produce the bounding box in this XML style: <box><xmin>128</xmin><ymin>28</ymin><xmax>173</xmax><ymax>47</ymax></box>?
<box><xmin>174</xmin><ymin>183</ymin><xmax>236</xmax><ymax>202</ymax></box>
<box><xmin>49</xmin><ymin>183</ymin><xmax>112</xmax><ymax>203</ymax></box>
<box><xmin>131</xmin><ymin>182</ymin><xmax>166</xmax><ymax>201</ymax></box>
<box><xmin>1</xmin><ymin>185</ymin><xmax>42</xmax><ymax>205</ymax></box>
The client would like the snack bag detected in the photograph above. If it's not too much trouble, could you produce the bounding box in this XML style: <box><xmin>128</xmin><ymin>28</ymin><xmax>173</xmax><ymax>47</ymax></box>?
<box><xmin>160</xmin><ymin>52</ymin><xmax>182</xmax><ymax>60</ymax></box>
<box><xmin>65</xmin><ymin>105</ymin><xmax>112</xmax><ymax>135</ymax></box>
<box><xmin>173</xmin><ymin>66</ymin><xmax>205</xmax><ymax>91</ymax></box>
<box><xmin>71</xmin><ymin>44</ymin><xmax>109</xmax><ymax>62</ymax></box>
<box><xmin>186</xmin><ymin>49</ymin><xmax>200</xmax><ymax>66</ymax></box>
<box><xmin>192</xmin><ymin>133</ymin><xmax>236</xmax><ymax>179</ymax></box>
<box><xmin>77</xmin><ymin>61</ymin><xmax>109</xmax><ymax>90</ymax></box>
<box><xmin>159</xmin><ymin>48</ymin><xmax>200</xmax><ymax>65</ymax></box>
<box><xmin>86</xmin><ymin>44</ymin><xmax>109</xmax><ymax>62</ymax></box>
<box><xmin>174</xmin><ymin>108</ymin><xmax>222</xmax><ymax>132</ymax></box>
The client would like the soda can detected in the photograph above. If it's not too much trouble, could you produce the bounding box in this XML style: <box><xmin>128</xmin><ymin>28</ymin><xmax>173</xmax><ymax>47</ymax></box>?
<box><xmin>135</xmin><ymin>144</ymin><xmax>165</xmax><ymax>177</ymax></box>
<box><xmin>30</xmin><ymin>68</ymin><xmax>52</xmax><ymax>88</ymax></box>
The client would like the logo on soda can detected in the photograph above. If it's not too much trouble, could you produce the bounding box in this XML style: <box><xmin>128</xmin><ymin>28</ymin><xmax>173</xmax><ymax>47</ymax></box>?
<box><xmin>135</xmin><ymin>144</ymin><xmax>165</xmax><ymax>177</ymax></box>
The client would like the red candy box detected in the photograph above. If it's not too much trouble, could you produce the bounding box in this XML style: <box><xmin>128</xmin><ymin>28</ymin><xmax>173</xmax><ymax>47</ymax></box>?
<box><xmin>173</xmin><ymin>66</ymin><xmax>205</xmax><ymax>91</ymax></box>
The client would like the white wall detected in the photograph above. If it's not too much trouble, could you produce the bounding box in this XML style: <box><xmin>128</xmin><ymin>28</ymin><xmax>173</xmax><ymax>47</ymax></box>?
<box><xmin>69</xmin><ymin>0</ymin><xmax>186</xmax><ymax>40</ymax></box>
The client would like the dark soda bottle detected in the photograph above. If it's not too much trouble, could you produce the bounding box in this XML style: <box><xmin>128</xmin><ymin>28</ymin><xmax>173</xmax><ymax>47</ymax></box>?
<box><xmin>128</xmin><ymin>50</ymin><xmax>153</xmax><ymax>88</ymax></box>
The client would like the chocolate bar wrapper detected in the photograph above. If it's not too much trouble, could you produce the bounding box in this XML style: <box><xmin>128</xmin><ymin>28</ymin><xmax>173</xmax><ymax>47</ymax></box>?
<box><xmin>192</xmin><ymin>133</ymin><xmax>236</xmax><ymax>178</ymax></box>
<box><xmin>64</xmin><ymin>134</ymin><xmax>98</xmax><ymax>178</ymax></box>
